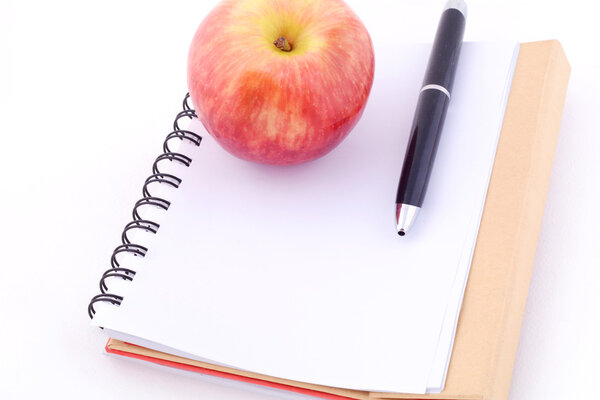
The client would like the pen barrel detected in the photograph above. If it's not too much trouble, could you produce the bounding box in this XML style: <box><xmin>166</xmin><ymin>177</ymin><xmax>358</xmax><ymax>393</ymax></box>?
<box><xmin>396</xmin><ymin>90</ymin><xmax>449</xmax><ymax>207</ymax></box>
<box><xmin>422</xmin><ymin>8</ymin><xmax>466</xmax><ymax>91</ymax></box>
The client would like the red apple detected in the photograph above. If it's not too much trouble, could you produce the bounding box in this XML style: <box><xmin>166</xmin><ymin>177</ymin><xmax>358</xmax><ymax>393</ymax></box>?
<box><xmin>187</xmin><ymin>0</ymin><xmax>375</xmax><ymax>165</ymax></box>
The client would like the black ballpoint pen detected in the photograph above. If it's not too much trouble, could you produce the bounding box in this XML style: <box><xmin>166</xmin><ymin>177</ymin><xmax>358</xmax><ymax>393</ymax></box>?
<box><xmin>396</xmin><ymin>0</ymin><xmax>467</xmax><ymax>236</ymax></box>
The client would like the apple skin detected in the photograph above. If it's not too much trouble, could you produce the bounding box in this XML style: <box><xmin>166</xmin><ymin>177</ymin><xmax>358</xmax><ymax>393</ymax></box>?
<box><xmin>187</xmin><ymin>0</ymin><xmax>375</xmax><ymax>165</ymax></box>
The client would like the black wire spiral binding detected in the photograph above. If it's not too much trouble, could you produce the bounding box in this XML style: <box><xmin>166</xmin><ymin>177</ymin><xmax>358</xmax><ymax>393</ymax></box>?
<box><xmin>88</xmin><ymin>94</ymin><xmax>202</xmax><ymax>319</ymax></box>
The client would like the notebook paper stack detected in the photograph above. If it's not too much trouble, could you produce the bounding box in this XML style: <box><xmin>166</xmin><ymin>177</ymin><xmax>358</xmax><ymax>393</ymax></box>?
<box><xmin>90</xmin><ymin>40</ymin><xmax>570</xmax><ymax>400</ymax></box>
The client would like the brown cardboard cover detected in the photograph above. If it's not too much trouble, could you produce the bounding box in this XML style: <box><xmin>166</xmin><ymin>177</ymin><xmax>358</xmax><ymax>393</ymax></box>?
<box><xmin>107</xmin><ymin>40</ymin><xmax>570</xmax><ymax>400</ymax></box>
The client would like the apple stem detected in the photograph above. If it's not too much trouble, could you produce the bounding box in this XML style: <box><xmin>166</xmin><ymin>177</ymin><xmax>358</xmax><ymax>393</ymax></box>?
<box><xmin>273</xmin><ymin>37</ymin><xmax>292</xmax><ymax>52</ymax></box>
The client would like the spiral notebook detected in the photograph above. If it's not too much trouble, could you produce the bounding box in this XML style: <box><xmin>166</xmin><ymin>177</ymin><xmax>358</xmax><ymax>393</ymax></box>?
<box><xmin>90</xmin><ymin>41</ymin><xmax>524</xmax><ymax>395</ymax></box>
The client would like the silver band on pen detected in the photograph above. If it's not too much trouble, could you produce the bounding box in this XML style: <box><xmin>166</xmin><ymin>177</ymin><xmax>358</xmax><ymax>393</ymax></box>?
<box><xmin>420</xmin><ymin>84</ymin><xmax>451</xmax><ymax>99</ymax></box>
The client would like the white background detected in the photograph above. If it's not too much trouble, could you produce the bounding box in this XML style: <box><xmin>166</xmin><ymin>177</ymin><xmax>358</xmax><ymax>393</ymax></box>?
<box><xmin>0</xmin><ymin>0</ymin><xmax>598</xmax><ymax>399</ymax></box>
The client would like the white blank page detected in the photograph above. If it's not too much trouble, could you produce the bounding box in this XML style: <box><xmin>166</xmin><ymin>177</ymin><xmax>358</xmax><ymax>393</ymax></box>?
<box><xmin>92</xmin><ymin>41</ymin><xmax>518</xmax><ymax>394</ymax></box>
<box><xmin>425</xmin><ymin>42</ymin><xmax>519</xmax><ymax>392</ymax></box>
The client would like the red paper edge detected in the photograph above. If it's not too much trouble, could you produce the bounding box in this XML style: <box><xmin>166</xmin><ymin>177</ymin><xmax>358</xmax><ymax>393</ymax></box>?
<box><xmin>105</xmin><ymin>339</ymin><xmax>356</xmax><ymax>400</ymax></box>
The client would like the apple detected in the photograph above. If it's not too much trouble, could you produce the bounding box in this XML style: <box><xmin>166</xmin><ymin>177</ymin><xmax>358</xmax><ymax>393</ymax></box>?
<box><xmin>187</xmin><ymin>0</ymin><xmax>375</xmax><ymax>165</ymax></box>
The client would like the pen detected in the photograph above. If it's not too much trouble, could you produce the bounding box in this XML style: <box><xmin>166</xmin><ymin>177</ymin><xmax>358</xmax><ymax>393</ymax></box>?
<box><xmin>395</xmin><ymin>0</ymin><xmax>467</xmax><ymax>236</ymax></box>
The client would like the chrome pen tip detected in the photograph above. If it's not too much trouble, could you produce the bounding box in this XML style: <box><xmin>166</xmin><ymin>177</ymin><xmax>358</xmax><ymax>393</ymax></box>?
<box><xmin>396</xmin><ymin>204</ymin><xmax>420</xmax><ymax>236</ymax></box>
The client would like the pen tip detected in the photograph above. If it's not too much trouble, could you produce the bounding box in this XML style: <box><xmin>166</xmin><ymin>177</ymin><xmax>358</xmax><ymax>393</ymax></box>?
<box><xmin>396</xmin><ymin>204</ymin><xmax>420</xmax><ymax>236</ymax></box>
